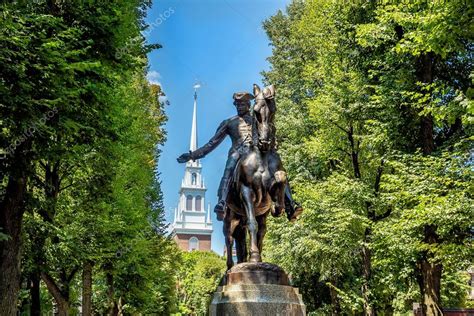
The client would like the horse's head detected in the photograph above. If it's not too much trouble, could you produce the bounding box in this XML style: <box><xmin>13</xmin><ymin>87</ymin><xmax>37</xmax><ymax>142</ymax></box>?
<box><xmin>253</xmin><ymin>84</ymin><xmax>276</xmax><ymax>152</ymax></box>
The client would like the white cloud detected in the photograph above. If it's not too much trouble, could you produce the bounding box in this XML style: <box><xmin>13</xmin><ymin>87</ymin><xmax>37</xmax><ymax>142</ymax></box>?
<box><xmin>147</xmin><ymin>70</ymin><xmax>161</xmax><ymax>85</ymax></box>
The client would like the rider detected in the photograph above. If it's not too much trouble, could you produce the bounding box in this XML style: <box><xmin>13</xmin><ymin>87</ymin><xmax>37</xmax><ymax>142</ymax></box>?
<box><xmin>177</xmin><ymin>91</ymin><xmax>301</xmax><ymax>221</ymax></box>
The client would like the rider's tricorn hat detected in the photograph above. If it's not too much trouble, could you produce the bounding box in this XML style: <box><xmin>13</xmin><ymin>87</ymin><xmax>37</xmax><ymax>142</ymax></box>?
<box><xmin>233</xmin><ymin>92</ymin><xmax>254</xmax><ymax>102</ymax></box>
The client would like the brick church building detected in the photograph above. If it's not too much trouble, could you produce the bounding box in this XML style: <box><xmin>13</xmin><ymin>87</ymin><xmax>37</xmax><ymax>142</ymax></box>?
<box><xmin>171</xmin><ymin>86</ymin><xmax>213</xmax><ymax>251</ymax></box>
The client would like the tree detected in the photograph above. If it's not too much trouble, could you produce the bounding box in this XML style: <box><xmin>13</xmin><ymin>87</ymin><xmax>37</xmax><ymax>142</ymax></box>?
<box><xmin>262</xmin><ymin>0</ymin><xmax>473</xmax><ymax>314</ymax></box>
<box><xmin>0</xmin><ymin>1</ymin><xmax>167</xmax><ymax>314</ymax></box>
<box><xmin>175</xmin><ymin>251</ymin><xmax>226</xmax><ymax>315</ymax></box>
<box><xmin>356</xmin><ymin>1</ymin><xmax>473</xmax><ymax>313</ymax></box>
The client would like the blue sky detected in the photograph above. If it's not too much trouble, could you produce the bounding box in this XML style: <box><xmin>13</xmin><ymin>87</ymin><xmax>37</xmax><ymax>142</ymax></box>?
<box><xmin>145</xmin><ymin>0</ymin><xmax>289</xmax><ymax>253</ymax></box>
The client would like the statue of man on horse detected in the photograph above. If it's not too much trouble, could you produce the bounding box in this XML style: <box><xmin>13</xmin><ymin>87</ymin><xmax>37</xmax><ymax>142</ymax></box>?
<box><xmin>177</xmin><ymin>84</ymin><xmax>302</xmax><ymax>269</ymax></box>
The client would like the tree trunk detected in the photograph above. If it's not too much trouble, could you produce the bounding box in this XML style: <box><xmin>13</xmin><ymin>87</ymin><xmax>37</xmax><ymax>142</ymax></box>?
<box><xmin>30</xmin><ymin>232</ymin><xmax>48</xmax><ymax>316</ymax></box>
<box><xmin>56</xmin><ymin>301</ymin><xmax>70</xmax><ymax>316</ymax></box>
<box><xmin>41</xmin><ymin>272</ymin><xmax>70</xmax><ymax>316</ymax></box>
<box><xmin>415</xmin><ymin>53</ymin><xmax>442</xmax><ymax>315</ymax></box>
<box><xmin>82</xmin><ymin>261</ymin><xmax>93</xmax><ymax>316</ymax></box>
<box><xmin>329</xmin><ymin>279</ymin><xmax>341</xmax><ymax>315</ymax></box>
<box><xmin>420</xmin><ymin>114</ymin><xmax>434</xmax><ymax>155</ymax></box>
<box><xmin>362</xmin><ymin>228</ymin><xmax>375</xmax><ymax>316</ymax></box>
<box><xmin>30</xmin><ymin>271</ymin><xmax>41</xmax><ymax>316</ymax></box>
<box><xmin>417</xmin><ymin>225</ymin><xmax>443</xmax><ymax>316</ymax></box>
<box><xmin>106</xmin><ymin>271</ymin><xmax>118</xmax><ymax>316</ymax></box>
<box><xmin>417</xmin><ymin>52</ymin><xmax>435</xmax><ymax>155</ymax></box>
<box><xmin>0</xmin><ymin>155</ymin><xmax>29</xmax><ymax>315</ymax></box>
<box><xmin>117</xmin><ymin>296</ymin><xmax>124</xmax><ymax>315</ymax></box>
<box><xmin>419</xmin><ymin>259</ymin><xmax>443</xmax><ymax>316</ymax></box>
<box><xmin>347</xmin><ymin>124</ymin><xmax>377</xmax><ymax>315</ymax></box>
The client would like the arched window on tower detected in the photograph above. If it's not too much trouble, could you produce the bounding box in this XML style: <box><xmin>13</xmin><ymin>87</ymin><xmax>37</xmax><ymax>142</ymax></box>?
<box><xmin>189</xmin><ymin>237</ymin><xmax>199</xmax><ymax>251</ymax></box>
<box><xmin>191</xmin><ymin>173</ymin><xmax>197</xmax><ymax>185</ymax></box>
<box><xmin>186</xmin><ymin>195</ymin><xmax>193</xmax><ymax>211</ymax></box>
<box><xmin>195</xmin><ymin>196</ymin><xmax>202</xmax><ymax>211</ymax></box>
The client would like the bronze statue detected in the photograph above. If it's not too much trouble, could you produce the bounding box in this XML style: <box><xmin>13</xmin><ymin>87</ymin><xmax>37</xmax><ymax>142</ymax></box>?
<box><xmin>177</xmin><ymin>84</ymin><xmax>302</xmax><ymax>269</ymax></box>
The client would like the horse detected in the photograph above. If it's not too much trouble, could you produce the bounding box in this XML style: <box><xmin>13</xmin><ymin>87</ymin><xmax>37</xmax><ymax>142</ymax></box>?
<box><xmin>222</xmin><ymin>84</ymin><xmax>287</xmax><ymax>270</ymax></box>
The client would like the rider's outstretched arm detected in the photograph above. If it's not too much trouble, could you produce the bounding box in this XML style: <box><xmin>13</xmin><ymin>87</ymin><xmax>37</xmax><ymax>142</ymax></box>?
<box><xmin>191</xmin><ymin>120</ymin><xmax>228</xmax><ymax>160</ymax></box>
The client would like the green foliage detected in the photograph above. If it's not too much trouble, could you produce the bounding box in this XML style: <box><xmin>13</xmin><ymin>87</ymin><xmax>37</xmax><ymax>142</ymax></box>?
<box><xmin>263</xmin><ymin>0</ymin><xmax>473</xmax><ymax>314</ymax></box>
<box><xmin>0</xmin><ymin>0</ymin><xmax>177</xmax><ymax>314</ymax></box>
<box><xmin>266</xmin><ymin>175</ymin><xmax>369</xmax><ymax>312</ymax></box>
<box><xmin>174</xmin><ymin>251</ymin><xmax>226</xmax><ymax>316</ymax></box>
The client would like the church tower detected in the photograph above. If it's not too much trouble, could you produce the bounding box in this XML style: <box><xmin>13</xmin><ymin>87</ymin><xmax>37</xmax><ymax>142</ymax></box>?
<box><xmin>172</xmin><ymin>85</ymin><xmax>213</xmax><ymax>251</ymax></box>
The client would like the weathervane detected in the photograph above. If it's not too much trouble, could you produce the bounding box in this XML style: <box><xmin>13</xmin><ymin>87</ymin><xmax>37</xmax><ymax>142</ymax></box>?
<box><xmin>193</xmin><ymin>82</ymin><xmax>201</xmax><ymax>100</ymax></box>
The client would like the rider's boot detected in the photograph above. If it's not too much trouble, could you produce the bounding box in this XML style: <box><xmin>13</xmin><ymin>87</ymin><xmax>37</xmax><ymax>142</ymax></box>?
<box><xmin>284</xmin><ymin>185</ymin><xmax>303</xmax><ymax>222</ymax></box>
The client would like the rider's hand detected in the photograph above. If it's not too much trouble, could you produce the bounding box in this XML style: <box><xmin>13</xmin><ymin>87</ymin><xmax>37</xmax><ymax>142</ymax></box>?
<box><xmin>177</xmin><ymin>151</ymin><xmax>193</xmax><ymax>163</ymax></box>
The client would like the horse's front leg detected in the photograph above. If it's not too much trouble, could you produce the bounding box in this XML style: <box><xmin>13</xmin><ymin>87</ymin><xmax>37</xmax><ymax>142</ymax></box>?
<box><xmin>270</xmin><ymin>170</ymin><xmax>287</xmax><ymax>217</ymax></box>
<box><xmin>256</xmin><ymin>213</ymin><xmax>268</xmax><ymax>255</ymax></box>
<box><xmin>224</xmin><ymin>213</ymin><xmax>240</xmax><ymax>270</ymax></box>
<box><xmin>241</xmin><ymin>185</ymin><xmax>260</xmax><ymax>262</ymax></box>
<box><xmin>268</xmin><ymin>153</ymin><xmax>287</xmax><ymax>217</ymax></box>
<box><xmin>233</xmin><ymin>222</ymin><xmax>247</xmax><ymax>264</ymax></box>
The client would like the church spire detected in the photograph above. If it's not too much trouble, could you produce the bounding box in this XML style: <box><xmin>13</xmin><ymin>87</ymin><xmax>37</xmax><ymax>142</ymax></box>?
<box><xmin>171</xmin><ymin>82</ymin><xmax>212</xmax><ymax>252</ymax></box>
<box><xmin>190</xmin><ymin>84</ymin><xmax>200</xmax><ymax>151</ymax></box>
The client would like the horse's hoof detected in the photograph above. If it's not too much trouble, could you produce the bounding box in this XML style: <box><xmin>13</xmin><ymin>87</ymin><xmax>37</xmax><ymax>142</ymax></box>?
<box><xmin>274</xmin><ymin>170</ymin><xmax>287</xmax><ymax>183</ymax></box>
<box><xmin>271</xmin><ymin>205</ymin><xmax>283</xmax><ymax>217</ymax></box>
<box><xmin>216</xmin><ymin>211</ymin><xmax>225</xmax><ymax>221</ymax></box>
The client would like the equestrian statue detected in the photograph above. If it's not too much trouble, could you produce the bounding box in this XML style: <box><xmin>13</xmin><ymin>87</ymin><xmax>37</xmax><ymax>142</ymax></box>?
<box><xmin>177</xmin><ymin>84</ymin><xmax>302</xmax><ymax>269</ymax></box>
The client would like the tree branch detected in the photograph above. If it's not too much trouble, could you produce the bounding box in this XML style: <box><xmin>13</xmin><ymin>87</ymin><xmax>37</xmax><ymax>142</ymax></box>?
<box><xmin>67</xmin><ymin>266</ymin><xmax>80</xmax><ymax>283</ymax></box>
<box><xmin>31</xmin><ymin>174</ymin><xmax>45</xmax><ymax>188</ymax></box>
<box><xmin>375</xmin><ymin>206</ymin><xmax>392</xmax><ymax>221</ymax></box>
<box><xmin>39</xmin><ymin>160</ymin><xmax>47</xmax><ymax>170</ymax></box>
<box><xmin>347</xmin><ymin>124</ymin><xmax>361</xmax><ymax>179</ymax></box>
<box><xmin>59</xmin><ymin>182</ymin><xmax>76</xmax><ymax>193</ymax></box>
<box><xmin>329</xmin><ymin>119</ymin><xmax>350</xmax><ymax>134</ymax></box>
<box><xmin>374</xmin><ymin>159</ymin><xmax>384</xmax><ymax>196</ymax></box>
<box><xmin>41</xmin><ymin>272</ymin><xmax>66</xmax><ymax>304</ymax></box>
<box><xmin>59</xmin><ymin>164</ymin><xmax>76</xmax><ymax>184</ymax></box>
<box><xmin>53</xmin><ymin>160</ymin><xmax>60</xmax><ymax>174</ymax></box>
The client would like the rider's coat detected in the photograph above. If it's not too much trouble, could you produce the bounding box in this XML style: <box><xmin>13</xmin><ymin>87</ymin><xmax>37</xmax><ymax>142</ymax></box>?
<box><xmin>191</xmin><ymin>113</ymin><xmax>254</xmax><ymax>201</ymax></box>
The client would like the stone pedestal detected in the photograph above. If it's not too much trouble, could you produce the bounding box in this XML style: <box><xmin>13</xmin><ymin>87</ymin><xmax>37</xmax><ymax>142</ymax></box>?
<box><xmin>210</xmin><ymin>262</ymin><xmax>306</xmax><ymax>316</ymax></box>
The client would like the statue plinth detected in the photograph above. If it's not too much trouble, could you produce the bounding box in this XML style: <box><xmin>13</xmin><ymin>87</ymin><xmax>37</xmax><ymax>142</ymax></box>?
<box><xmin>209</xmin><ymin>262</ymin><xmax>306</xmax><ymax>316</ymax></box>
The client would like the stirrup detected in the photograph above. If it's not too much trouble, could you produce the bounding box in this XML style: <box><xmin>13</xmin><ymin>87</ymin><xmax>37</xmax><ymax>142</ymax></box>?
<box><xmin>286</xmin><ymin>201</ymin><xmax>303</xmax><ymax>222</ymax></box>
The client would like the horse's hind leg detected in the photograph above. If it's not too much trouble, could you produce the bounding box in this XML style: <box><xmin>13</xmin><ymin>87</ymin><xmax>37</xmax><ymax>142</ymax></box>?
<box><xmin>256</xmin><ymin>213</ymin><xmax>268</xmax><ymax>255</ymax></box>
<box><xmin>234</xmin><ymin>223</ymin><xmax>247</xmax><ymax>264</ymax></box>
<box><xmin>241</xmin><ymin>185</ymin><xmax>261</xmax><ymax>262</ymax></box>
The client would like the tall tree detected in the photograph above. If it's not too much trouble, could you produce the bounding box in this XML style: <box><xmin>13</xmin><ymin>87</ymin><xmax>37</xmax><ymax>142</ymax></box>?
<box><xmin>356</xmin><ymin>1</ymin><xmax>473</xmax><ymax>313</ymax></box>
<box><xmin>0</xmin><ymin>1</ymin><xmax>162</xmax><ymax>313</ymax></box>
<box><xmin>263</xmin><ymin>0</ymin><xmax>473</xmax><ymax>314</ymax></box>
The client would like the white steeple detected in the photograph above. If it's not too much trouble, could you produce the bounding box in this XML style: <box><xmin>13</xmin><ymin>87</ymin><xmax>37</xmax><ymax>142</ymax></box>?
<box><xmin>171</xmin><ymin>84</ymin><xmax>212</xmax><ymax>252</ymax></box>
<box><xmin>190</xmin><ymin>88</ymin><xmax>198</xmax><ymax>151</ymax></box>
<box><xmin>187</xmin><ymin>84</ymin><xmax>201</xmax><ymax>168</ymax></box>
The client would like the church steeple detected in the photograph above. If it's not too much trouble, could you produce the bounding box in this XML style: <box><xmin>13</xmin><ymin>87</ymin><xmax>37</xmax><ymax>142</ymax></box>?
<box><xmin>171</xmin><ymin>83</ymin><xmax>212</xmax><ymax>252</ymax></box>
<box><xmin>190</xmin><ymin>88</ymin><xmax>198</xmax><ymax>151</ymax></box>
<box><xmin>187</xmin><ymin>84</ymin><xmax>201</xmax><ymax>168</ymax></box>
